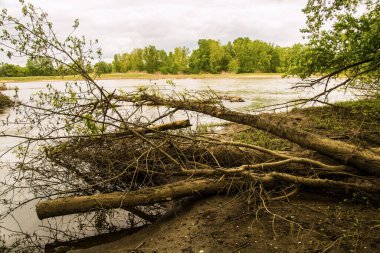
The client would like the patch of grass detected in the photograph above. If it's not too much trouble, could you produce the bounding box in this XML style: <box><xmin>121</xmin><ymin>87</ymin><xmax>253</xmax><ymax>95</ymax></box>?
<box><xmin>233</xmin><ymin>98</ymin><xmax>380</xmax><ymax>151</ymax></box>
<box><xmin>336</xmin><ymin>99</ymin><xmax>380</xmax><ymax>120</ymax></box>
<box><xmin>234</xmin><ymin>128</ymin><xmax>292</xmax><ymax>151</ymax></box>
<box><xmin>310</xmin><ymin>112</ymin><xmax>345</xmax><ymax>131</ymax></box>
<box><xmin>288</xmin><ymin>99</ymin><xmax>380</xmax><ymax>147</ymax></box>
<box><xmin>296</xmin><ymin>99</ymin><xmax>380</xmax><ymax>126</ymax></box>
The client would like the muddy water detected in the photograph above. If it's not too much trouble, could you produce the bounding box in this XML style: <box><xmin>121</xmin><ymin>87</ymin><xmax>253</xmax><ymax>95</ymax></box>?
<box><xmin>0</xmin><ymin>77</ymin><xmax>354</xmax><ymax>242</ymax></box>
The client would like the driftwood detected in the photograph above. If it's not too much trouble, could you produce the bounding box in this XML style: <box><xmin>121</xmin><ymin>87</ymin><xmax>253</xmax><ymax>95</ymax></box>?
<box><xmin>118</xmin><ymin>93</ymin><xmax>380</xmax><ymax>176</ymax></box>
<box><xmin>36</xmin><ymin>172</ymin><xmax>380</xmax><ymax>220</ymax></box>
<box><xmin>36</xmin><ymin>178</ymin><xmax>242</xmax><ymax>219</ymax></box>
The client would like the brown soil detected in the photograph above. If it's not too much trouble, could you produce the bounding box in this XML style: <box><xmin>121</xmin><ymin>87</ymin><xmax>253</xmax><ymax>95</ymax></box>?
<box><xmin>69</xmin><ymin>192</ymin><xmax>379</xmax><ymax>253</ymax></box>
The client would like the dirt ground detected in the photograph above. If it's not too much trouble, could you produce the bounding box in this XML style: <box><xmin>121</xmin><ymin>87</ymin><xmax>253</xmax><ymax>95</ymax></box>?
<box><xmin>68</xmin><ymin>192</ymin><xmax>379</xmax><ymax>253</ymax></box>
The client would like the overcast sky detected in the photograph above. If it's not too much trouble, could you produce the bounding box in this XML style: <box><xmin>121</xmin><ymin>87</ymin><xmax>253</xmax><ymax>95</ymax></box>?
<box><xmin>0</xmin><ymin>0</ymin><xmax>307</xmax><ymax>64</ymax></box>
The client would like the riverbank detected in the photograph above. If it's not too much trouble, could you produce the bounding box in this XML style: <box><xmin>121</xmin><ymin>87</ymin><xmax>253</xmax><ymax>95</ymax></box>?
<box><xmin>0</xmin><ymin>72</ymin><xmax>283</xmax><ymax>83</ymax></box>
<box><xmin>51</xmin><ymin>99</ymin><xmax>380</xmax><ymax>253</ymax></box>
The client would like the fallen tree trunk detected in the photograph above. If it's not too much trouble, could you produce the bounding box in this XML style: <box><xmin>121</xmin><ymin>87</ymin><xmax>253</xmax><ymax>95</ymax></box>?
<box><xmin>36</xmin><ymin>178</ymin><xmax>242</xmax><ymax>220</ymax></box>
<box><xmin>126</xmin><ymin>94</ymin><xmax>380</xmax><ymax>176</ymax></box>
<box><xmin>36</xmin><ymin>172</ymin><xmax>380</xmax><ymax>220</ymax></box>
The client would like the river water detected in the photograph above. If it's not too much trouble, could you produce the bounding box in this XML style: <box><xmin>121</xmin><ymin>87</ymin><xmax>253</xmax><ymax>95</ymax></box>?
<box><xmin>0</xmin><ymin>77</ymin><xmax>355</xmax><ymax>245</ymax></box>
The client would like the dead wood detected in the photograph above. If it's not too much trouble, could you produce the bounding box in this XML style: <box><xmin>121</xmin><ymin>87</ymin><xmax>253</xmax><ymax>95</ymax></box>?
<box><xmin>112</xmin><ymin>119</ymin><xmax>191</xmax><ymax>138</ymax></box>
<box><xmin>119</xmin><ymin>93</ymin><xmax>380</xmax><ymax>176</ymax></box>
<box><xmin>36</xmin><ymin>170</ymin><xmax>380</xmax><ymax>220</ymax></box>
<box><xmin>47</xmin><ymin>136</ymin><xmax>262</xmax><ymax>188</ymax></box>
<box><xmin>44</xmin><ymin>119</ymin><xmax>194</xmax><ymax>223</ymax></box>
<box><xmin>36</xmin><ymin>178</ymin><xmax>243</xmax><ymax>219</ymax></box>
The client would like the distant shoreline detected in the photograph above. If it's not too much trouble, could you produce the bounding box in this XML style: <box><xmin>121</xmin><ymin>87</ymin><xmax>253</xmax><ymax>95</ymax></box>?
<box><xmin>0</xmin><ymin>72</ymin><xmax>284</xmax><ymax>83</ymax></box>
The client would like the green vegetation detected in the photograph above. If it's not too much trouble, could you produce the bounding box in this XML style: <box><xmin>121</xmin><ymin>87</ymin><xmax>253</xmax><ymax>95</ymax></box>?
<box><xmin>0</xmin><ymin>62</ymin><xmax>27</xmax><ymax>77</ymax></box>
<box><xmin>232</xmin><ymin>98</ymin><xmax>380</xmax><ymax>152</ymax></box>
<box><xmin>0</xmin><ymin>37</ymin><xmax>296</xmax><ymax>77</ymax></box>
<box><xmin>286</xmin><ymin>0</ymin><xmax>379</xmax><ymax>97</ymax></box>
<box><xmin>294</xmin><ymin>99</ymin><xmax>380</xmax><ymax>146</ymax></box>
<box><xmin>94</xmin><ymin>61</ymin><xmax>112</xmax><ymax>74</ymax></box>
<box><xmin>111</xmin><ymin>38</ymin><xmax>291</xmax><ymax>74</ymax></box>
<box><xmin>234</xmin><ymin>128</ymin><xmax>293</xmax><ymax>151</ymax></box>
<box><xmin>0</xmin><ymin>57</ymin><xmax>94</xmax><ymax>78</ymax></box>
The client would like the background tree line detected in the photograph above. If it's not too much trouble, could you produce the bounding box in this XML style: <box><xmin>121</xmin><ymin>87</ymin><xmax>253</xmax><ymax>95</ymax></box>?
<box><xmin>0</xmin><ymin>37</ymin><xmax>301</xmax><ymax>77</ymax></box>
<box><xmin>111</xmin><ymin>38</ymin><xmax>300</xmax><ymax>74</ymax></box>
<box><xmin>0</xmin><ymin>57</ymin><xmax>94</xmax><ymax>77</ymax></box>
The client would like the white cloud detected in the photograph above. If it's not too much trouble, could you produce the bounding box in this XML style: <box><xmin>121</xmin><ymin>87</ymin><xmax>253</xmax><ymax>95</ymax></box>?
<box><xmin>0</xmin><ymin>0</ymin><xmax>307</xmax><ymax>64</ymax></box>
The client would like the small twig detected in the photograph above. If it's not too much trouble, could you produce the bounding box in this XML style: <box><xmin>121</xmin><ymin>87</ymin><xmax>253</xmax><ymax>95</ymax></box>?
<box><xmin>135</xmin><ymin>241</ymin><xmax>145</xmax><ymax>250</ymax></box>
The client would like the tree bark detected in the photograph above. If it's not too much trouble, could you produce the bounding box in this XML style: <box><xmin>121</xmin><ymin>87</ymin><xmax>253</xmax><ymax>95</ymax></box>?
<box><xmin>128</xmin><ymin>94</ymin><xmax>380</xmax><ymax>176</ymax></box>
<box><xmin>36</xmin><ymin>178</ymin><xmax>242</xmax><ymax>220</ymax></box>
<box><xmin>36</xmin><ymin>172</ymin><xmax>380</xmax><ymax>220</ymax></box>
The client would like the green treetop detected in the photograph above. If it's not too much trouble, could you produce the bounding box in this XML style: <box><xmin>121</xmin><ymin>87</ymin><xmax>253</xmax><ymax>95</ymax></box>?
<box><xmin>287</xmin><ymin>0</ymin><xmax>380</xmax><ymax>97</ymax></box>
